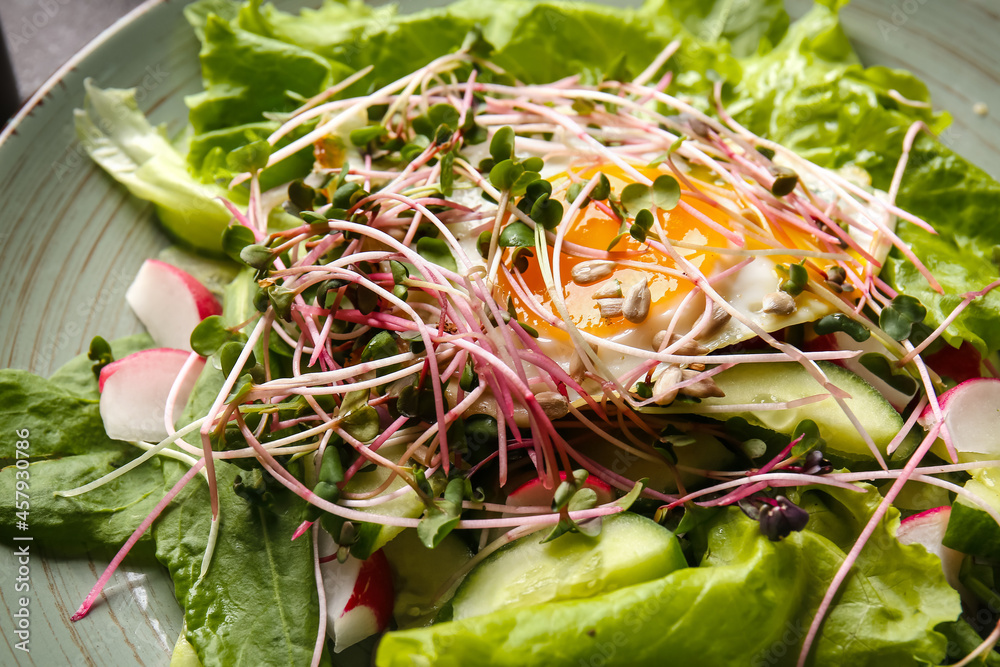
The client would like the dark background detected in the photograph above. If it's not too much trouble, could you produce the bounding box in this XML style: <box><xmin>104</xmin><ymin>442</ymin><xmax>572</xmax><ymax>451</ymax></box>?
<box><xmin>0</xmin><ymin>0</ymin><xmax>145</xmax><ymax>122</ymax></box>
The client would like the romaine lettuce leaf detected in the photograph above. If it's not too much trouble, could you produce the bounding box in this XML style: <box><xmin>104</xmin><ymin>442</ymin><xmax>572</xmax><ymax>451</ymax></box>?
<box><xmin>644</xmin><ymin>0</ymin><xmax>788</xmax><ymax>58</ymax></box>
<box><xmin>76</xmin><ymin>81</ymin><xmax>237</xmax><ymax>254</ymax></box>
<box><xmin>186</xmin><ymin>14</ymin><xmax>345</xmax><ymax>133</ymax></box>
<box><xmin>732</xmin><ymin>2</ymin><xmax>945</xmax><ymax>169</ymax></box>
<box><xmin>879</xmin><ymin>138</ymin><xmax>1000</xmax><ymax>355</ymax></box>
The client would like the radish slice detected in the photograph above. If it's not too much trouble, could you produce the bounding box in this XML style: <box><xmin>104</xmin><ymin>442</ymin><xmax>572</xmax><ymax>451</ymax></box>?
<box><xmin>321</xmin><ymin>548</ymin><xmax>394</xmax><ymax>652</ymax></box>
<box><xmin>506</xmin><ymin>471</ymin><xmax>615</xmax><ymax>508</ymax></box>
<box><xmin>98</xmin><ymin>349</ymin><xmax>205</xmax><ymax>442</ymax></box>
<box><xmin>897</xmin><ymin>506</ymin><xmax>965</xmax><ymax>594</ymax></box>
<box><xmin>125</xmin><ymin>259</ymin><xmax>222</xmax><ymax>352</ymax></box>
<box><xmin>919</xmin><ymin>379</ymin><xmax>1000</xmax><ymax>456</ymax></box>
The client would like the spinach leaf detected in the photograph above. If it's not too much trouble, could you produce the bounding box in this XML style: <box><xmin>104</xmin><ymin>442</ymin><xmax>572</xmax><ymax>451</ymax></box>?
<box><xmin>151</xmin><ymin>281</ymin><xmax>330</xmax><ymax>667</ymax></box>
<box><xmin>1</xmin><ymin>449</ymin><xmax>164</xmax><ymax>556</ymax></box>
<box><xmin>153</xmin><ymin>456</ymin><xmax>327</xmax><ymax>667</ymax></box>
<box><xmin>0</xmin><ymin>369</ymin><xmax>165</xmax><ymax>554</ymax></box>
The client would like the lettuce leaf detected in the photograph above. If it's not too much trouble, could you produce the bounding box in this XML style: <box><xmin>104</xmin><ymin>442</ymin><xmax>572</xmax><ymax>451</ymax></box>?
<box><xmin>186</xmin><ymin>14</ymin><xmax>344</xmax><ymax>134</ymax></box>
<box><xmin>732</xmin><ymin>2</ymin><xmax>945</xmax><ymax>169</ymax></box>
<box><xmin>878</xmin><ymin>139</ymin><xmax>1000</xmax><ymax>355</ymax></box>
<box><xmin>377</xmin><ymin>485</ymin><xmax>958</xmax><ymax>666</ymax></box>
<box><xmin>76</xmin><ymin>81</ymin><xmax>237</xmax><ymax>254</ymax></box>
<box><xmin>645</xmin><ymin>0</ymin><xmax>788</xmax><ymax>57</ymax></box>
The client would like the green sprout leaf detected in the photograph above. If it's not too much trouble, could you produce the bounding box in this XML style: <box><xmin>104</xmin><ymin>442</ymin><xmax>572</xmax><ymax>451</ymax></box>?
<box><xmin>349</xmin><ymin>125</ymin><xmax>388</xmax><ymax>147</ymax></box>
<box><xmin>591</xmin><ymin>173</ymin><xmax>611</xmax><ymax>201</ymax></box>
<box><xmin>360</xmin><ymin>331</ymin><xmax>400</xmax><ymax>378</ymax></box>
<box><xmin>219</xmin><ymin>341</ymin><xmax>255</xmax><ymax>379</ymax></box>
<box><xmin>390</xmin><ymin>259</ymin><xmax>409</xmax><ymax>284</ymax></box>
<box><xmin>87</xmin><ymin>335</ymin><xmax>114</xmax><ymax>378</ymax></box>
<box><xmin>190</xmin><ymin>315</ymin><xmax>236</xmax><ymax>357</ymax></box>
<box><xmin>226</xmin><ymin>139</ymin><xmax>271</xmax><ymax>174</ymax></box>
<box><xmin>523</xmin><ymin>156</ymin><xmax>544</xmax><ymax>173</ymax></box>
<box><xmin>780</xmin><ymin>262</ymin><xmax>808</xmax><ymax>297</ymax></box>
<box><xmin>318</xmin><ymin>445</ymin><xmax>345</xmax><ymax>486</ymax></box>
<box><xmin>341</xmin><ymin>405</ymin><xmax>380</xmax><ymax>442</ymax></box>
<box><xmin>416</xmin><ymin>237</ymin><xmax>458</xmax><ymax>272</ymax></box>
<box><xmin>498</xmin><ymin>221</ymin><xmax>535</xmax><ymax>248</ymax></box>
<box><xmin>880</xmin><ymin>294</ymin><xmax>927</xmax><ymax>341</ymax></box>
<box><xmin>652</xmin><ymin>175</ymin><xmax>681</xmax><ymax>210</ymax></box>
<box><xmin>266</xmin><ymin>284</ymin><xmax>296</xmax><ymax>320</ymax></box>
<box><xmin>813</xmin><ymin>313</ymin><xmax>871</xmax><ymax>342</ymax></box>
<box><xmin>222</xmin><ymin>224</ymin><xmax>257</xmax><ymax>262</ymax></box>
<box><xmin>418</xmin><ymin>478</ymin><xmax>465</xmax><ymax>548</ymax></box>
<box><xmin>530</xmin><ymin>193</ymin><xmax>564</xmax><ymax>231</ymax></box>
<box><xmin>769</xmin><ymin>166</ymin><xmax>799</xmax><ymax>197</ymax></box>
<box><xmin>477</xmin><ymin>230</ymin><xmax>493</xmax><ymax>258</ymax></box>
<box><xmin>791</xmin><ymin>420</ymin><xmax>825</xmax><ymax>457</ymax></box>
<box><xmin>440</xmin><ymin>149</ymin><xmax>456</xmax><ymax>196</ymax></box>
<box><xmin>620</xmin><ymin>182</ymin><xmax>652</xmax><ymax>216</ymax></box>
<box><xmin>490</xmin><ymin>159</ymin><xmax>524</xmax><ymax>191</ymax></box>
<box><xmin>240</xmin><ymin>244</ymin><xmax>274</xmax><ymax>271</ymax></box>
<box><xmin>490</xmin><ymin>126</ymin><xmax>515</xmax><ymax>163</ymax></box>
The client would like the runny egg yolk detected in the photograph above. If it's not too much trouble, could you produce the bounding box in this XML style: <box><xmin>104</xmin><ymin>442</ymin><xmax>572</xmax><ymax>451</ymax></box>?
<box><xmin>495</xmin><ymin>163</ymin><xmax>734</xmax><ymax>342</ymax></box>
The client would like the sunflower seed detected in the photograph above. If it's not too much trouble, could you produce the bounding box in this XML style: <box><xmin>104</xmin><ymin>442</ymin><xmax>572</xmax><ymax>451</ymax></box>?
<box><xmin>623</xmin><ymin>278</ymin><xmax>651</xmax><ymax>323</ymax></box>
<box><xmin>652</xmin><ymin>331</ymin><xmax>709</xmax><ymax>356</ymax></box>
<box><xmin>680</xmin><ymin>369</ymin><xmax>726</xmax><ymax>398</ymax></box>
<box><xmin>762</xmin><ymin>291</ymin><xmax>796</xmax><ymax>315</ymax></box>
<box><xmin>653</xmin><ymin>365</ymin><xmax>683</xmax><ymax>405</ymax></box>
<box><xmin>592</xmin><ymin>279</ymin><xmax>623</xmax><ymax>299</ymax></box>
<box><xmin>697</xmin><ymin>301</ymin><xmax>731</xmax><ymax>339</ymax></box>
<box><xmin>597</xmin><ymin>298</ymin><xmax>623</xmax><ymax>318</ymax></box>
<box><xmin>536</xmin><ymin>391</ymin><xmax>570</xmax><ymax>420</ymax></box>
<box><xmin>571</xmin><ymin>260</ymin><xmax>616</xmax><ymax>285</ymax></box>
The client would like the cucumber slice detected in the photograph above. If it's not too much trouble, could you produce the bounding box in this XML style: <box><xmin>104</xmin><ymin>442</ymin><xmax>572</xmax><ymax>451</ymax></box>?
<box><xmin>341</xmin><ymin>445</ymin><xmax>443</xmax><ymax>559</ymax></box>
<box><xmin>698</xmin><ymin>361</ymin><xmax>909</xmax><ymax>463</ymax></box>
<box><xmin>382</xmin><ymin>528</ymin><xmax>473</xmax><ymax>629</ymax></box>
<box><xmin>450</xmin><ymin>512</ymin><xmax>686</xmax><ymax>621</ymax></box>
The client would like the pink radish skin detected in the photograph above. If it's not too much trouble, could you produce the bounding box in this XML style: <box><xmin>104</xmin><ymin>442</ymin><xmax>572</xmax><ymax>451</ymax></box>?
<box><xmin>99</xmin><ymin>348</ymin><xmax>205</xmax><ymax>442</ymax></box>
<box><xmin>919</xmin><ymin>379</ymin><xmax>1000</xmax><ymax>457</ymax></box>
<box><xmin>125</xmin><ymin>259</ymin><xmax>222</xmax><ymax>352</ymax></box>
<box><xmin>506</xmin><ymin>471</ymin><xmax>615</xmax><ymax>508</ymax></box>
<box><xmin>897</xmin><ymin>507</ymin><xmax>967</xmax><ymax>597</ymax></box>
<box><xmin>321</xmin><ymin>549</ymin><xmax>394</xmax><ymax>653</ymax></box>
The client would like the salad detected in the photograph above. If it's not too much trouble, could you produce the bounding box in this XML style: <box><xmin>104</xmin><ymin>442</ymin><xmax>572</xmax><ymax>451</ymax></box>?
<box><xmin>4</xmin><ymin>0</ymin><xmax>1000</xmax><ymax>665</ymax></box>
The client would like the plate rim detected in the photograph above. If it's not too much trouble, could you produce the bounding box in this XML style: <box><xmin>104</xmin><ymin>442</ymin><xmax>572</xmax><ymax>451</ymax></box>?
<box><xmin>0</xmin><ymin>0</ymin><xmax>169</xmax><ymax>149</ymax></box>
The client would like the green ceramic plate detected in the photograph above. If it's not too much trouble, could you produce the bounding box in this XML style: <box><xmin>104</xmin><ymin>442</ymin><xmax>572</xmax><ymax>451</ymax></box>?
<box><xmin>0</xmin><ymin>1</ymin><xmax>998</xmax><ymax>665</ymax></box>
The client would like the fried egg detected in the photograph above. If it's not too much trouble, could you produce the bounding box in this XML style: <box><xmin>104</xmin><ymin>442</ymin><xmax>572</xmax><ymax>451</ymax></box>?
<box><xmin>456</xmin><ymin>157</ymin><xmax>893</xmax><ymax>382</ymax></box>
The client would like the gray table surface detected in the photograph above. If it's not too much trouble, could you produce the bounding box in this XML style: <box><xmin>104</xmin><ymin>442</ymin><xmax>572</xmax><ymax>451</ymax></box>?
<box><xmin>1</xmin><ymin>0</ymin><xmax>144</xmax><ymax>102</ymax></box>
